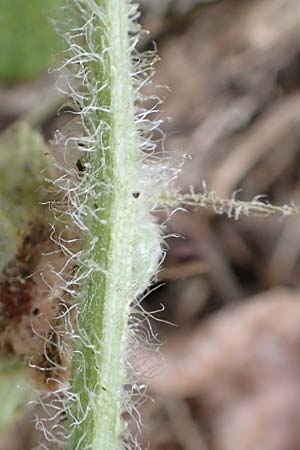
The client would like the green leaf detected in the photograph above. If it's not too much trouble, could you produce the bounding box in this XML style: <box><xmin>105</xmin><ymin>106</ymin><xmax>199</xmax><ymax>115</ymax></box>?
<box><xmin>0</xmin><ymin>0</ymin><xmax>64</xmax><ymax>81</ymax></box>
<box><xmin>0</xmin><ymin>122</ymin><xmax>52</xmax><ymax>273</ymax></box>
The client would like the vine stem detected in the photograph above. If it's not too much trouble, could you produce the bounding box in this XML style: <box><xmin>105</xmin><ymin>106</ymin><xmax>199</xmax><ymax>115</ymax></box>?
<box><xmin>64</xmin><ymin>1</ymin><xmax>161</xmax><ymax>449</ymax></box>
<box><xmin>159</xmin><ymin>190</ymin><xmax>300</xmax><ymax>219</ymax></box>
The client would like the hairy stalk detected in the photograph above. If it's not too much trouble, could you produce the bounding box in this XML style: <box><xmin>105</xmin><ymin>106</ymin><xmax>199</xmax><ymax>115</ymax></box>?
<box><xmin>160</xmin><ymin>188</ymin><xmax>300</xmax><ymax>219</ymax></box>
<box><xmin>55</xmin><ymin>1</ymin><xmax>165</xmax><ymax>450</ymax></box>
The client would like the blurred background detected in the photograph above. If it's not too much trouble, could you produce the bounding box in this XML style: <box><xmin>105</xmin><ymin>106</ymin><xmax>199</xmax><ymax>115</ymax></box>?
<box><xmin>1</xmin><ymin>0</ymin><xmax>300</xmax><ymax>449</ymax></box>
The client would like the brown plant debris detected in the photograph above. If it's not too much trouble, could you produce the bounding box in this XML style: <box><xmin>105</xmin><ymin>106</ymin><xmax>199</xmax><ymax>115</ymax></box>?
<box><xmin>0</xmin><ymin>222</ymin><xmax>73</xmax><ymax>389</ymax></box>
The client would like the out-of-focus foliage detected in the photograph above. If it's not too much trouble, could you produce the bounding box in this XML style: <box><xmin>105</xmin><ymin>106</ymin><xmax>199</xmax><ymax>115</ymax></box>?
<box><xmin>0</xmin><ymin>0</ymin><xmax>63</xmax><ymax>82</ymax></box>
<box><xmin>140</xmin><ymin>0</ymin><xmax>219</xmax><ymax>17</ymax></box>
<box><xmin>0</xmin><ymin>122</ymin><xmax>51</xmax><ymax>273</ymax></box>
<box><xmin>0</xmin><ymin>359</ymin><xmax>31</xmax><ymax>432</ymax></box>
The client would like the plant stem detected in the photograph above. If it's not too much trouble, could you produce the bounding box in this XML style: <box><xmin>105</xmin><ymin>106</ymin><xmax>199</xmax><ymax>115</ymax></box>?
<box><xmin>159</xmin><ymin>190</ymin><xmax>300</xmax><ymax>219</ymax></box>
<box><xmin>65</xmin><ymin>1</ymin><xmax>160</xmax><ymax>449</ymax></box>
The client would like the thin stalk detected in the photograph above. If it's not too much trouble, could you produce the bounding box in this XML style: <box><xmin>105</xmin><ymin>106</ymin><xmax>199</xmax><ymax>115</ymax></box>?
<box><xmin>159</xmin><ymin>190</ymin><xmax>300</xmax><ymax>219</ymax></box>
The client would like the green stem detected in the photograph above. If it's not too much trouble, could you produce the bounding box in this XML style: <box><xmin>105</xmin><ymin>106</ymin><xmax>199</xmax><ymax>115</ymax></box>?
<box><xmin>64</xmin><ymin>1</ymin><xmax>160</xmax><ymax>449</ymax></box>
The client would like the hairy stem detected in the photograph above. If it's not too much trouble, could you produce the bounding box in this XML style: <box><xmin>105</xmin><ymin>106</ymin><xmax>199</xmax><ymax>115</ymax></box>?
<box><xmin>64</xmin><ymin>1</ymin><xmax>161</xmax><ymax>449</ymax></box>
<box><xmin>160</xmin><ymin>190</ymin><xmax>300</xmax><ymax>219</ymax></box>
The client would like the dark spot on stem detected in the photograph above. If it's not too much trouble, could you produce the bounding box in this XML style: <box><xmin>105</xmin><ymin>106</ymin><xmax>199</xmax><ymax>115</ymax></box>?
<box><xmin>132</xmin><ymin>192</ymin><xmax>140</xmax><ymax>199</ymax></box>
<box><xmin>76</xmin><ymin>159</ymin><xmax>85</xmax><ymax>172</ymax></box>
